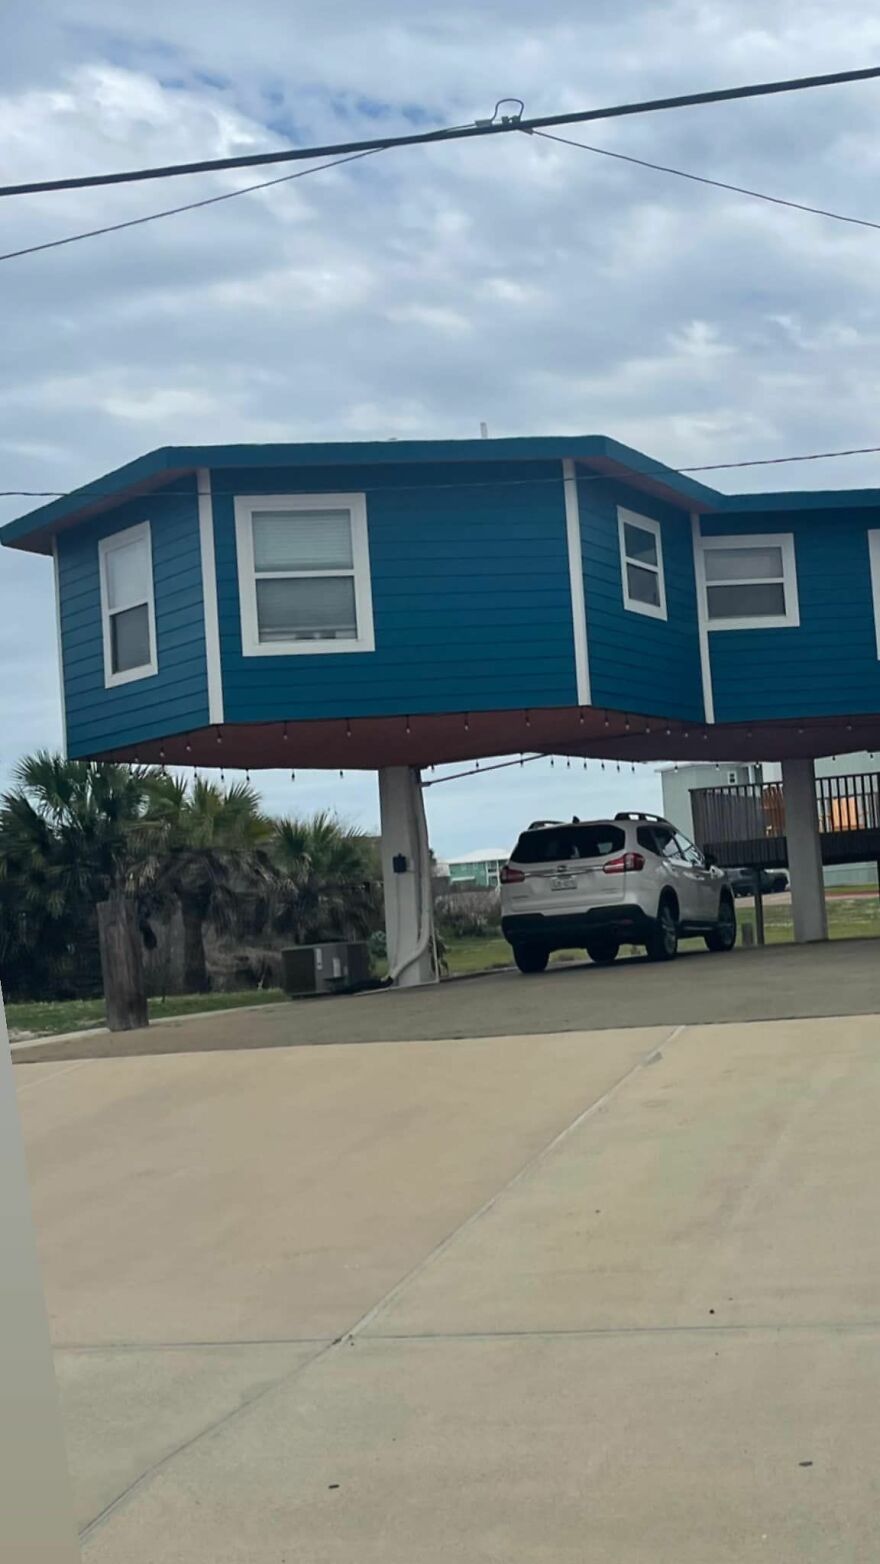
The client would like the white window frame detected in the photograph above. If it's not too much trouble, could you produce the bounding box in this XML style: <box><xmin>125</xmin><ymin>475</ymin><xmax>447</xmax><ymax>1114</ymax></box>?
<box><xmin>234</xmin><ymin>492</ymin><xmax>375</xmax><ymax>657</ymax></box>
<box><xmin>98</xmin><ymin>521</ymin><xmax>158</xmax><ymax>688</ymax></box>
<box><xmin>868</xmin><ymin>531</ymin><xmax>880</xmax><ymax>659</ymax></box>
<box><xmin>699</xmin><ymin>531</ymin><xmax>799</xmax><ymax>631</ymax></box>
<box><xmin>617</xmin><ymin>507</ymin><xmax>667</xmax><ymax>621</ymax></box>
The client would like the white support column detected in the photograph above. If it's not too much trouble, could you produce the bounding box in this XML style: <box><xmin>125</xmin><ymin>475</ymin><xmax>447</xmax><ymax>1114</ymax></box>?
<box><xmin>781</xmin><ymin>757</ymin><xmax>828</xmax><ymax>943</ymax></box>
<box><xmin>0</xmin><ymin>989</ymin><xmax>80</xmax><ymax>1561</ymax></box>
<box><xmin>379</xmin><ymin>766</ymin><xmax>437</xmax><ymax>988</ymax></box>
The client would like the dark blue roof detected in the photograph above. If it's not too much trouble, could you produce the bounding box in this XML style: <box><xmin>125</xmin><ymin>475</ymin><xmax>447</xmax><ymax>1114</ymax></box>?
<box><xmin>0</xmin><ymin>434</ymin><xmax>723</xmax><ymax>553</ymax></box>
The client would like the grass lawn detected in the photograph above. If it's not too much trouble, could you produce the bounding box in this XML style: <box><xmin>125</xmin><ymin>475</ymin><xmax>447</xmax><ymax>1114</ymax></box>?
<box><xmin>6</xmin><ymin>989</ymin><xmax>286</xmax><ymax>1039</ymax></box>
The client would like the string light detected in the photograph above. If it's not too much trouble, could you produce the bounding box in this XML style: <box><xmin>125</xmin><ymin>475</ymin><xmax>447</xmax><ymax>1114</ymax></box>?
<box><xmin>291</xmin><ymin>770</ymin><xmax>296</xmax><ymax>781</ymax></box>
<box><xmin>579</xmin><ymin>709</ymin><xmax>585</xmax><ymax>725</ymax></box>
<box><xmin>216</xmin><ymin>728</ymin><xmax>222</xmax><ymax>744</ymax></box>
<box><xmin>283</xmin><ymin>723</ymin><xmax>288</xmax><ymax>741</ymax></box>
<box><xmin>346</xmin><ymin>719</ymin><xmax>352</xmax><ymax>738</ymax></box>
<box><xmin>185</xmin><ymin>737</ymin><xmax>192</xmax><ymax>753</ymax></box>
<box><xmin>464</xmin><ymin>713</ymin><xmax>470</xmax><ymax>731</ymax></box>
<box><xmin>525</xmin><ymin>710</ymin><xmax>531</xmax><ymax>728</ymax></box>
<box><xmin>405</xmin><ymin>716</ymin><xmax>411</xmax><ymax>735</ymax></box>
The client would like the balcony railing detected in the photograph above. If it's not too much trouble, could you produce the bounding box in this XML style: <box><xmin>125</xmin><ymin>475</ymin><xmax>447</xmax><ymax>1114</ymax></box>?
<box><xmin>692</xmin><ymin>773</ymin><xmax>880</xmax><ymax>868</ymax></box>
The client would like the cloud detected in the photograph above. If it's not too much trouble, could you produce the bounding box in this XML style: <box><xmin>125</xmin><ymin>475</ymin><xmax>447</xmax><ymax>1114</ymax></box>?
<box><xmin>3</xmin><ymin>3</ymin><xmax>880</xmax><ymax>851</ymax></box>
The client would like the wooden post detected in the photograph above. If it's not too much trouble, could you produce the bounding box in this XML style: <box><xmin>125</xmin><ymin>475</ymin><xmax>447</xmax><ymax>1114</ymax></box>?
<box><xmin>752</xmin><ymin>870</ymin><xmax>766</xmax><ymax>946</ymax></box>
<box><xmin>0</xmin><ymin>986</ymin><xmax>81</xmax><ymax>1560</ymax></box>
<box><xmin>96</xmin><ymin>895</ymin><xmax>148</xmax><ymax>1031</ymax></box>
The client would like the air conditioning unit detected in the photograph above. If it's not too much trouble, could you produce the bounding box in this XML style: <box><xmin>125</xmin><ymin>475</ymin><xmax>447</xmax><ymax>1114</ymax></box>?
<box><xmin>280</xmin><ymin>941</ymin><xmax>370</xmax><ymax>997</ymax></box>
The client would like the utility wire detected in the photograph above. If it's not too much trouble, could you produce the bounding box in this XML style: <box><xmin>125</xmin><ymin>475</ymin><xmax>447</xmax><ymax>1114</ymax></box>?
<box><xmin>4</xmin><ymin>440</ymin><xmax>880</xmax><ymax>505</ymax></box>
<box><xmin>0</xmin><ymin>147</ymin><xmax>383</xmax><ymax>264</ymax></box>
<box><xmin>3</xmin><ymin>66</ymin><xmax>880</xmax><ymax>199</ymax></box>
<box><xmin>530</xmin><ymin>128</ymin><xmax>880</xmax><ymax>233</ymax></box>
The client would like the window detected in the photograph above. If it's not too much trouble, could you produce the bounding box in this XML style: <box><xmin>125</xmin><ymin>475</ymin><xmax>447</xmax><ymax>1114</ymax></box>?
<box><xmin>867</xmin><ymin>531</ymin><xmax>880</xmax><ymax>659</ymax></box>
<box><xmin>234</xmin><ymin>493</ymin><xmax>375</xmax><ymax>656</ymax></box>
<box><xmin>674</xmin><ymin>831</ymin><xmax>705</xmax><ymax>867</ymax></box>
<box><xmin>700</xmin><ymin>533</ymin><xmax>799</xmax><ymax>629</ymax></box>
<box><xmin>98</xmin><ymin>522</ymin><xmax>157</xmax><ymax>687</ymax></box>
<box><xmin>640</xmin><ymin>825</ymin><xmax>678</xmax><ymax>860</ymax></box>
<box><xmin>618</xmin><ymin>508</ymin><xmax>667</xmax><ymax>621</ymax></box>
<box><xmin>511</xmin><ymin>824</ymin><xmax>626</xmax><ymax>863</ymax></box>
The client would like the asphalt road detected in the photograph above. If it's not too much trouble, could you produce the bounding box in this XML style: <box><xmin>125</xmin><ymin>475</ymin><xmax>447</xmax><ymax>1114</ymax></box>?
<box><xmin>13</xmin><ymin>936</ymin><xmax>880</xmax><ymax>1062</ymax></box>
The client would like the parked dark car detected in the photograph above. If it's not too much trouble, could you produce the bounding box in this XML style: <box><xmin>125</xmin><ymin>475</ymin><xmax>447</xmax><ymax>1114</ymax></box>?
<box><xmin>727</xmin><ymin>866</ymin><xmax>789</xmax><ymax>898</ymax></box>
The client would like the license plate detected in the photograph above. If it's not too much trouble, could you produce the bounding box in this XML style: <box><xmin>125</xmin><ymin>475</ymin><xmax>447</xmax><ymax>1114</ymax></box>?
<box><xmin>551</xmin><ymin>875</ymin><xmax>576</xmax><ymax>891</ymax></box>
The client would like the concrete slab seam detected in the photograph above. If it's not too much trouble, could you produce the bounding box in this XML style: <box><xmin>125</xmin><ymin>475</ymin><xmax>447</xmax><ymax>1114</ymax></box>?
<box><xmin>350</xmin><ymin>1024</ymin><xmax>687</xmax><ymax>1341</ymax></box>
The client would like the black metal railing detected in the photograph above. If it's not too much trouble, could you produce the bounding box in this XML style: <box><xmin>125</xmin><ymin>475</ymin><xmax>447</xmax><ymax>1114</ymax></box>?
<box><xmin>692</xmin><ymin>772</ymin><xmax>880</xmax><ymax>868</ymax></box>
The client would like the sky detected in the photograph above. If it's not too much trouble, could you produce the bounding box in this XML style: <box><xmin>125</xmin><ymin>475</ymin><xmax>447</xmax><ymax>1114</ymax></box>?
<box><xmin>3</xmin><ymin>1</ymin><xmax>880</xmax><ymax>854</ymax></box>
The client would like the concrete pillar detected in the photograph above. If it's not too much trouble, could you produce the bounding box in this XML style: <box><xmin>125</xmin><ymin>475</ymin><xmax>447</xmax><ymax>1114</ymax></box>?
<box><xmin>781</xmin><ymin>757</ymin><xmax>828</xmax><ymax>943</ymax></box>
<box><xmin>378</xmin><ymin>766</ymin><xmax>437</xmax><ymax>987</ymax></box>
<box><xmin>0</xmin><ymin>988</ymin><xmax>80</xmax><ymax>1561</ymax></box>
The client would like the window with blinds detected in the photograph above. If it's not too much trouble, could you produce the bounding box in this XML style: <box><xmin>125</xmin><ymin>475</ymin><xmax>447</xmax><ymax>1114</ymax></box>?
<box><xmin>234</xmin><ymin>493</ymin><xmax>375</xmax><ymax>656</ymax></box>
<box><xmin>700</xmin><ymin>533</ymin><xmax>799</xmax><ymax>629</ymax></box>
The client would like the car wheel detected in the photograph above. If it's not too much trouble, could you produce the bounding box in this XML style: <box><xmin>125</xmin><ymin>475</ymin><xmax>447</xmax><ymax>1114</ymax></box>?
<box><xmin>645</xmin><ymin>899</ymin><xmax>678</xmax><ymax>962</ymax></box>
<box><xmin>586</xmin><ymin>936</ymin><xmax>620</xmax><ymax>966</ymax></box>
<box><xmin>705</xmin><ymin>895</ymin><xmax>737</xmax><ymax>952</ymax></box>
<box><xmin>513</xmin><ymin>943</ymin><xmax>549</xmax><ymax>974</ymax></box>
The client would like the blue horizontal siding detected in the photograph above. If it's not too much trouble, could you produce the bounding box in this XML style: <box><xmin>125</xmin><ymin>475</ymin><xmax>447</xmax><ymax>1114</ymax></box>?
<box><xmin>579</xmin><ymin>477</ymin><xmax>704</xmax><ymax>722</ymax></box>
<box><xmin>213</xmin><ymin>460</ymin><xmax>578</xmax><ymax>721</ymax></box>
<box><xmin>702</xmin><ymin>509</ymin><xmax>880</xmax><ymax>721</ymax></box>
<box><xmin>58</xmin><ymin>479</ymin><xmax>209</xmax><ymax>757</ymax></box>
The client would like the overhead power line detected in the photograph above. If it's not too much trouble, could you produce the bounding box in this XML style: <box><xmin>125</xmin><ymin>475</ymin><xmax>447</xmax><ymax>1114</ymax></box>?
<box><xmin>4</xmin><ymin>440</ymin><xmax>880</xmax><ymax>505</ymax></box>
<box><xmin>0</xmin><ymin>147</ymin><xmax>383</xmax><ymax>264</ymax></box>
<box><xmin>531</xmin><ymin>128</ymin><xmax>880</xmax><ymax>233</ymax></box>
<box><xmin>2</xmin><ymin>66</ymin><xmax>879</xmax><ymax>200</ymax></box>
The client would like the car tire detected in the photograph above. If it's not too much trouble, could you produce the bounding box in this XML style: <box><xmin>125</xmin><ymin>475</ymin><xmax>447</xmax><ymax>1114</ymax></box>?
<box><xmin>645</xmin><ymin>898</ymin><xmax>678</xmax><ymax>962</ymax></box>
<box><xmin>586</xmin><ymin>937</ymin><xmax>620</xmax><ymax>966</ymax></box>
<box><xmin>513</xmin><ymin>943</ymin><xmax>549</xmax><ymax>975</ymax></box>
<box><xmin>705</xmin><ymin>894</ymin><xmax>737</xmax><ymax>953</ymax></box>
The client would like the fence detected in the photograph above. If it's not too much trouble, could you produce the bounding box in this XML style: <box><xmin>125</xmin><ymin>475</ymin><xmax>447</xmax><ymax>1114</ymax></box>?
<box><xmin>692</xmin><ymin>773</ymin><xmax>880</xmax><ymax>868</ymax></box>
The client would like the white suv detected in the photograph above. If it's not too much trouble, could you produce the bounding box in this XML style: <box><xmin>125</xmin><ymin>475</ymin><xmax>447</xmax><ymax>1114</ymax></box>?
<box><xmin>500</xmin><ymin>812</ymin><xmax>736</xmax><ymax>973</ymax></box>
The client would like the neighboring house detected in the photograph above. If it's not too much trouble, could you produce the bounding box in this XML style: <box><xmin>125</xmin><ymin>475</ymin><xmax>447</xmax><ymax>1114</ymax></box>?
<box><xmin>446</xmin><ymin>849</ymin><xmax>511</xmax><ymax>890</ymax></box>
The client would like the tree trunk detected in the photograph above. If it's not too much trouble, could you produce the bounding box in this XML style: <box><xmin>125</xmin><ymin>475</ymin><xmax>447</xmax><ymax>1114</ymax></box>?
<box><xmin>181</xmin><ymin>898</ymin><xmax>210</xmax><ymax>993</ymax></box>
<box><xmin>96</xmin><ymin>896</ymin><xmax>148</xmax><ymax>1031</ymax></box>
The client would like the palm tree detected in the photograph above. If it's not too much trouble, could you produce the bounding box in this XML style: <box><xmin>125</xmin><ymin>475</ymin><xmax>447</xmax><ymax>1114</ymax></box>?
<box><xmin>271</xmin><ymin>811</ymin><xmax>381</xmax><ymax>946</ymax></box>
<box><xmin>139</xmin><ymin>774</ymin><xmax>274</xmax><ymax>993</ymax></box>
<box><xmin>0</xmin><ymin>753</ymin><xmax>154</xmax><ymax>998</ymax></box>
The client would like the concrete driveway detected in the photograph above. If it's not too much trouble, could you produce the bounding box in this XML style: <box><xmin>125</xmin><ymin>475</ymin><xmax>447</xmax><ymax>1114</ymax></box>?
<box><xmin>16</xmin><ymin>1008</ymin><xmax>880</xmax><ymax>1561</ymax></box>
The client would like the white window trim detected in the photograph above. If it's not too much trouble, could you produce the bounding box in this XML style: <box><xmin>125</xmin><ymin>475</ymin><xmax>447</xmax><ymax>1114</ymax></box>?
<box><xmin>98</xmin><ymin>521</ymin><xmax>158</xmax><ymax>688</ymax></box>
<box><xmin>868</xmin><ymin>531</ymin><xmax>880</xmax><ymax>660</ymax></box>
<box><xmin>618</xmin><ymin>507</ymin><xmax>667</xmax><ymax>621</ymax></box>
<box><xmin>234</xmin><ymin>492</ymin><xmax>375</xmax><ymax>657</ymax></box>
<box><xmin>700</xmin><ymin>531</ymin><xmax>800</xmax><ymax>631</ymax></box>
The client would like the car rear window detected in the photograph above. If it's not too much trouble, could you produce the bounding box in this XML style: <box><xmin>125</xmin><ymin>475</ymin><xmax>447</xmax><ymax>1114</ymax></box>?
<box><xmin>510</xmin><ymin>824</ymin><xmax>626</xmax><ymax>863</ymax></box>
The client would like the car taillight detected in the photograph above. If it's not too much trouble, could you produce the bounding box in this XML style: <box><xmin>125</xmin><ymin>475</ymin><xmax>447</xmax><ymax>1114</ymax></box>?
<box><xmin>500</xmin><ymin>865</ymin><xmax>525</xmax><ymax>884</ymax></box>
<box><xmin>603</xmin><ymin>851</ymin><xmax>645</xmax><ymax>875</ymax></box>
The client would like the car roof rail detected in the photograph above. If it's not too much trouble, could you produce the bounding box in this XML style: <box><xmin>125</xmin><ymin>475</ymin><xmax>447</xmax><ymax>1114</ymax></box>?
<box><xmin>613</xmin><ymin>811</ymin><xmax>668</xmax><ymax>823</ymax></box>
